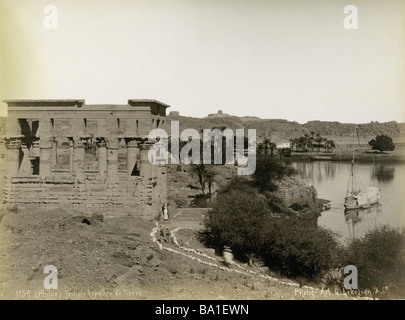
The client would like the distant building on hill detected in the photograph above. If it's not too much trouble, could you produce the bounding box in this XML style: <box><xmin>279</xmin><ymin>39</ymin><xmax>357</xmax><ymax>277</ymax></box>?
<box><xmin>276</xmin><ymin>142</ymin><xmax>291</xmax><ymax>149</ymax></box>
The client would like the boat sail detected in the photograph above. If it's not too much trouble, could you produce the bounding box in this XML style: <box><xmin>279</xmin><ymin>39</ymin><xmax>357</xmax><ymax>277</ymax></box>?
<box><xmin>344</xmin><ymin>127</ymin><xmax>382</xmax><ymax>210</ymax></box>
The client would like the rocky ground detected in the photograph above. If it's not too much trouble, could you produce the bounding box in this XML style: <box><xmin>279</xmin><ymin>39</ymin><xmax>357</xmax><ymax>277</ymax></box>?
<box><xmin>0</xmin><ymin>205</ymin><xmax>359</xmax><ymax>301</ymax></box>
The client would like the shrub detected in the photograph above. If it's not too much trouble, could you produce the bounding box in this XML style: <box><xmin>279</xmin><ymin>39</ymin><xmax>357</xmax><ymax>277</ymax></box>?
<box><xmin>201</xmin><ymin>186</ymin><xmax>270</xmax><ymax>261</ymax></box>
<box><xmin>343</xmin><ymin>225</ymin><xmax>405</xmax><ymax>296</ymax></box>
<box><xmin>262</xmin><ymin>218</ymin><xmax>342</xmax><ymax>281</ymax></box>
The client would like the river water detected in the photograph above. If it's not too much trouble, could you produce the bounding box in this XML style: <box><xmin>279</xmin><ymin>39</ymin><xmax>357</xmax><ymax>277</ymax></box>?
<box><xmin>289</xmin><ymin>160</ymin><xmax>405</xmax><ymax>242</ymax></box>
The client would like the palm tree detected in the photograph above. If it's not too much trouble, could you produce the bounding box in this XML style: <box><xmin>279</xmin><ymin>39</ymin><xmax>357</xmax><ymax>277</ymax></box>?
<box><xmin>323</xmin><ymin>138</ymin><xmax>328</xmax><ymax>152</ymax></box>
<box><xmin>263</xmin><ymin>137</ymin><xmax>271</xmax><ymax>155</ymax></box>
<box><xmin>310</xmin><ymin>131</ymin><xmax>316</xmax><ymax>152</ymax></box>
<box><xmin>328</xmin><ymin>140</ymin><xmax>336</xmax><ymax>153</ymax></box>
<box><xmin>303</xmin><ymin>134</ymin><xmax>310</xmax><ymax>152</ymax></box>
<box><xmin>315</xmin><ymin>135</ymin><xmax>323</xmax><ymax>152</ymax></box>
<box><xmin>298</xmin><ymin>136</ymin><xmax>306</xmax><ymax>152</ymax></box>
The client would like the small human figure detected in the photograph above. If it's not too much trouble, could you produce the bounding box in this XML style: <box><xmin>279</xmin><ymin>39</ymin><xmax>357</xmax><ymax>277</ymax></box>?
<box><xmin>163</xmin><ymin>203</ymin><xmax>169</xmax><ymax>220</ymax></box>
<box><xmin>223</xmin><ymin>246</ymin><xmax>234</xmax><ymax>267</ymax></box>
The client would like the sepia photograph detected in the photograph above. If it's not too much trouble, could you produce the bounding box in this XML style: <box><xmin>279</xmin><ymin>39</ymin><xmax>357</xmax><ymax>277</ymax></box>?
<box><xmin>0</xmin><ymin>0</ymin><xmax>404</xmax><ymax>309</ymax></box>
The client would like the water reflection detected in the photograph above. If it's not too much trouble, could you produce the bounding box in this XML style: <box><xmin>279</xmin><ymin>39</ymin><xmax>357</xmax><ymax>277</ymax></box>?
<box><xmin>373</xmin><ymin>165</ymin><xmax>395</xmax><ymax>183</ymax></box>
<box><xmin>292</xmin><ymin>161</ymin><xmax>338</xmax><ymax>182</ymax></box>
<box><xmin>344</xmin><ymin>203</ymin><xmax>383</xmax><ymax>240</ymax></box>
<box><xmin>290</xmin><ymin>161</ymin><xmax>404</xmax><ymax>240</ymax></box>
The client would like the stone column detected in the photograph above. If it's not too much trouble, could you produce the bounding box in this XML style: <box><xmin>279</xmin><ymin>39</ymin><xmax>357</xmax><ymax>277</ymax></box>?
<box><xmin>19</xmin><ymin>142</ymin><xmax>32</xmax><ymax>176</ymax></box>
<box><xmin>96</xmin><ymin>137</ymin><xmax>107</xmax><ymax>175</ymax></box>
<box><xmin>106</xmin><ymin>138</ymin><xmax>119</xmax><ymax>178</ymax></box>
<box><xmin>125</xmin><ymin>138</ymin><xmax>140</xmax><ymax>176</ymax></box>
<box><xmin>4</xmin><ymin>137</ymin><xmax>22</xmax><ymax>177</ymax></box>
<box><xmin>139</xmin><ymin>141</ymin><xmax>153</xmax><ymax>179</ymax></box>
<box><xmin>51</xmin><ymin>137</ymin><xmax>57</xmax><ymax>167</ymax></box>
<box><xmin>68</xmin><ymin>137</ymin><xmax>74</xmax><ymax>174</ymax></box>
<box><xmin>73</xmin><ymin>138</ymin><xmax>86</xmax><ymax>173</ymax></box>
<box><xmin>39</xmin><ymin>136</ymin><xmax>53</xmax><ymax>177</ymax></box>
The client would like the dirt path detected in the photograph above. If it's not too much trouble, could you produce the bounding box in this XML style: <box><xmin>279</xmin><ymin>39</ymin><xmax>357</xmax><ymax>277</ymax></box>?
<box><xmin>0</xmin><ymin>208</ymin><xmax>357</xmax><ymax>300</ymax></box>
<box><xmin>152</xmin><ymin>209</ymin><xmax>311</xmax><ymax>290</ymax></box>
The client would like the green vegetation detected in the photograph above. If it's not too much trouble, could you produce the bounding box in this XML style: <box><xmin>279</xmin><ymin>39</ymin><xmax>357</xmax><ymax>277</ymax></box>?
<box><xmin>368</xmin><ymin>135</ymin><xmax>396</xmax><ymax>153</ymax></box>
<box><xmin>343</xmin><ymin>226</ymin><xmax>405</xmax><ymax>296</ymax></box>
<box><xmin>257</xmin><ymin>137</ymin><xmax>277</xmax><ymax>156</ymax></box>
<box><xmin>291</xmin><ymin>131</ymin><xmax>336</xmax><ymax>153</ymax></box>
<box><xmin>202</xmin><ymin>185</ymin><xmax>270</xmax><ymax>262</ymax></box>
<box><xmin>262</xmin><ymin>218</ymin><xmax>342</xmax><ymax>280</ymax></box>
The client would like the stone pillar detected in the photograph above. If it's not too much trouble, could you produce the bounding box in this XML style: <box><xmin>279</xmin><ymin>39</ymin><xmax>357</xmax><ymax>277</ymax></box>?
<box><xmin>106</xmin><ymin>138</ymin><xmax>119</xmax><ymax>178</ymax></box>
<box><xmin>4</xmin><ymin>137</ymin><xmax>22</xmax><ymax>177</ymax></box>
<box><xmin>39</xmin><ymin>136</ymin><xmax>53</xmax><ymax>177</ymax></box>
<box><xmin>96</xmin><ymin>137</ymin><xmax>107</xmax><ymax>175</ymax></box>
<box><xmin>126</xmin><ymin>138</ymin><xmax>140</xmax><ymax>175</ymax></box>
<box><xmin>19</xmin><ymin>142</ymin><xmax>32</xmax><ymax>176</ymax></box>
<box><xmin>68</xmin><ymin>137</ymin><xmax>74</xmax><ymax>174</ymax></box>
<box><xmin>139</xmin><ymin>142</ymin><xmax>153</xmax><ymax>179</ymax></box>
<box><xmin>51</xmin><ymin>137</ymin><xmax>57</xmax><ymax>167</ymax></box>
<box><xmin>73</xmin><ymin>138</ymin><xmax>86</xmax><ymax>173</ymax></box>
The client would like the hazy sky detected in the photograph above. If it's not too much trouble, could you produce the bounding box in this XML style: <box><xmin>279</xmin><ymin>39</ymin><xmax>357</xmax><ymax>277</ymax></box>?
<box><xmin>1</xmin><ymin>0</ymin><xmax>404</xmax><ymax>123</ymax></box>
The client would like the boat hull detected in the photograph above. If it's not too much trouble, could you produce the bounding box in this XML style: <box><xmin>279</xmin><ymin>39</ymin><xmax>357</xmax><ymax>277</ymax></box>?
<box><xmin>344</xmin><ymin>186</ymin><xmax>382</xmax><ymax>210</ymax></box>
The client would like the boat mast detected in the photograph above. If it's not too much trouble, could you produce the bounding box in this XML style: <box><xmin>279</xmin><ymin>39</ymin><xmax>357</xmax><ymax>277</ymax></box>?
<box><xmin>353</xmin><ymin>126</ymin><xmax>363</xmax><ymax>191</ymax></box>
<box><xmin>372</xmin><ymin>152</ymin><xmax>376</xmax><ymax>186</ymax></box>
<box><xmin>351</xmin><ymin>126</ymin><xmax>360</xmax><ymax>192</ymax></box>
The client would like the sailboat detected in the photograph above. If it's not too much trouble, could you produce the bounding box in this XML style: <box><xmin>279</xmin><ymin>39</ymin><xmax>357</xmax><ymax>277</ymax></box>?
<box><xmin>344</xmin><ymin>127</ymin><xmax>382</xmax><ymax>210</ymax></box>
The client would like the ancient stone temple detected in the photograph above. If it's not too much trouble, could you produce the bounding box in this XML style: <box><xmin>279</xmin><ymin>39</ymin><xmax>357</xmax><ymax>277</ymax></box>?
<box><xmin>2</xmin><ymin>99</ymin><xmax>169</xmax><ymax>218</ymax></box>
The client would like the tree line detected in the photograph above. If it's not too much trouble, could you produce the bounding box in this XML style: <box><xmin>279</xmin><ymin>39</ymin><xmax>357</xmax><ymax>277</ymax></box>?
<box><xmin>290</xmin><ymin>131</ymin><xmax>336</xmax><ymax>153</ymax></box>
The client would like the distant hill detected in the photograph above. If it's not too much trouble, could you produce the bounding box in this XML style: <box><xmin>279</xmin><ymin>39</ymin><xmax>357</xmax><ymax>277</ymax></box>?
<box><xmin>302</xmin><ymin>121</ymin><xmax>405</xmax><ymax>139</ymax></box>
<box><xmin>164</xmin><ymin>113</ymin><xmax>405</xmax><ymax>143</ymax></box>
<box><xmin>1</xmin><ymin>115</ymin><xmax>404</xmax><ymax>144</ymax></box>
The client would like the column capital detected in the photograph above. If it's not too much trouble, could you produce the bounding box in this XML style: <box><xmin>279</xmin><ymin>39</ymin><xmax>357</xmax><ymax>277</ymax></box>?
<box><xmin>106</xmin><ymin>137</ymin><xmax>120</xmax><ymax>150</ymax></box>
<box><xmin>73</xmin><ymin>140</ymin><xmax>86</xmax><ymax>149</ymax></box>
<box><xmin>67</xmin><ymin>136</ymin><xmax>89</xmax><ymax>149</ymax></box>
<box><xmin>4</xmin><ymin>136</ymin><xmax>23</xmax><ymax>150</ymax></box>
<box><xmin>125</xmin><ymin>138</ymin><xmax>140</xmax><ymax>148</ymax></box>
<box><xmin>96</xmin><ymin>137</ymin><xmax>107</xmax><ymax>148</ymax></box>
<box><xmin>139</xmin><ymin>141</ymin><xmax>154</xmax><ymax>151</ymax></box>
<box><xmin>39</xmin><ymin>136</ymin><xmax>56</xmax><ymax>149</ymax></box>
